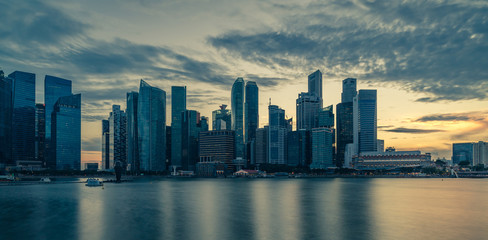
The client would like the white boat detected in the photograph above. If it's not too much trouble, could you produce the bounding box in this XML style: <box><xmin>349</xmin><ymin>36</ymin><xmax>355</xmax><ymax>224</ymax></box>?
<box><xmin>85</xmin><ymin>178</ymin><xmax>103</xmax><ymax>187</ymax></box>
<box><xmin>40</xmin><ymin>177</ymin><xmax>51</xmax><ymax>183</ymax></box>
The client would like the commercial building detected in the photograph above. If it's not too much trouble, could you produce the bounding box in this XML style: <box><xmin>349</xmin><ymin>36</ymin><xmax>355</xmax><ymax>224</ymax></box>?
<box><xmin>231</xmin><ymin>78</ymin><xmax>245</xmax><ymax>159</ymax></box>
<box><xmin>126</xmin><ymin>92</ymin><xmax>139</xmax><ymax>171</ymax></box>
<box><xmin>452</xmin><ymin>143</ymin><xmax>474</xmax><ymax>165</ymax></box>
<box><xmin>473</xmin><ymin>141</ymin><xmax>488</xmax><ymax>166</ymax></box>
<box><xmin>287</xmin><ymin>129</ymin><xmax>310</xmax><ymax>166</ymax></box>
<box><xmin>0</xmin><ymin>71</ymin><xmax>12</xmax><ymax>167</ymax></box>
<box><xmin>35</xmin><ymin>104</ymin><xmax>46</xmax><ymax>166</ymax></box>
<box><xmin>171</xmin><ymin>86</ymin><xmax>186</xmax><ymax>168</ymax></box>
<box><xmin>255</xmin><ymin>127</ymin><xmax>268</xmax><ymax>164</ymax></box>
<box><xmin>245</xmin><ymin>81</ymin><xmax>259</xmax><ymax>142</ymax></box>
<box><xmin>296</xmin><ymin>92</ymin><xmax>321</xmax><ymax>130</ymax></box>
<box><xmin>198</xmin><ymin>130</ymin><xmax>235</xmax><ymax>163</ymax></box>
<box><xmin>336</xmin><ymin>78</ymin><xmax>357</xmax><ymax>167</ymax></box>
<box><xmin>268</xmin><ymin>105</ymin><xmax>287</xmax><ymax>164</ymax></box>
<box><xmin>353</xmin><ymin>89</ymin><xmax>377</xmax><ymax>154</ymax></box>
<box><xmin>308</xmin><ymin>70</ymin><xmax>323</xmax><ymax>107</ymax></box>
<box><xmin>138</xmin><ymin>80</ymin><xmax>166</xmax><ymax>172</ymax></box>
<box><xmin>212</xmin><ymin>104</ymin><xmax>231</xmax><ymax>131</ymax></box>
<box><xmin>52</xmin><ymin>94</ymin><xmax>81</xmax><ymax>170</ymax></box>
<box><xmin>108</xmin><ymin>105</ymin><xmax>127</xmax><ymax>169</ymax></box>
<box><xmin>101</xmin><ymin>120</ymin><xmax>110</xmax><ymax>170</ymax></box>
<box><xmin>352</xmin><ymin>149</ymin><xmax>432</xmax><ymax>170</ymax></box>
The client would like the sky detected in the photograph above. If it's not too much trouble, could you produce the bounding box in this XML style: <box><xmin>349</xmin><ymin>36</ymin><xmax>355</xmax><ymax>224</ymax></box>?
<box><xmin>1</xmin><ymin>0</ymin><xmax>487</xmax><ymax>164</ymax></box>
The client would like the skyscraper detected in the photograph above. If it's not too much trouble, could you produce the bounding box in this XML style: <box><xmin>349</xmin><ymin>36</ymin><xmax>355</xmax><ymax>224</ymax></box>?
<box><xmin>231</xmin><ymin>78</ymin><xmax>245</xmax><ymax>159</ymax></box>
<box><xmin>287</xmin><ymin>129</ymin><xmax>310</xmax><ymax>166</ymax></box>
<box><xmin>198</xmin><ymin>130</ymin><xmax>235</xmax><ymax>164</ymax></box>
<box><xmin>171</xmin><ymin>86</ymin><xmax>186</xmax><ymax>168</ymax></box>
<box><xmin>181</xmin><ymin>110</ymin><xmax>199</xmax><ymax>171</ymax></box>
<box><xmin>308</xmin><ymin>70</ymin><xmax>323</xmax><ymax>107</ymax></box>
<box><xmin>101</xmin><ymin>120</ymin><xmax>110</xmax><ymax>170</ymax></box>
<box><xmin>353</xmin><ymin>89</ymin><xmax>377</xmax><ymax>154</ymax></box>
<box><xmin>0</xmin><ymin>71</ymin><xmax>12</xmax><ymax>166</ymax></box>
<box><xmin>268</xmin><ymin>105</ymin><xmax>287</xmax><ymax>164</ymax></box>
<box><xmin>9</xmin><ymin>71</ymin><xmax>36</xmax><ymax>165</ymax></box>
<box><xmin>212</xmin><ymin>105</ymin><xmax>231</xmax><ymax>131</ymax></box>
<box><xmin>310</xmin><ymin>128</ymin><xmax>334</xmax><ymax>169</ymax></box>
<box><xmin>35</xmin><ymin>104</ymin><xmax>46</xmax><ymax>166</ymax></box>
<box><xmin>52</xmin><ymin>94</ymin><xmax>81</xmax><ymax>170</ymax></box>
<box><xmin>255</xmin><ymin>126</ymin><xmax>268</xmax><ymax>164</ymax></box>
<box><xmin>44</xmin><ymin>75</ymin><xmax>72</xmax><ymax>168</ymax></box>
<box><xmin>336</xmin><ymin>78</ymin><xmax>357</xmax><ymax>167</ymax></box>
<box><xmin>473</xmin><ymin>141</ymin><xmax>488</xmax><ymax>166</ymax></box>
<box><xmin>138</xmin><ymin>80</ymin><xmax>166</xmax><ymax>172</ymax></box>
<box><xmin>126</xmin><ymin>92</ymin><xmax>139</xmax><ymax>171</ymax></box>
<box><xmin>452</xmin><ymin>143</ymin><xmax>474</xmax><ymax>165</ymax></box>
<box><xmin>245</xmin><ymin>81</ymin><xmax>259</xmax><ymax>142</ymax></box>
<box><xmin>108</xmin><ymin>105</ymin><xmax>127</xmax><ymax>169</ymax></box>
<box><xmin>296</xmin><ymin>92</ymin><xmax>321</xmax><ymax>130</ymax></box>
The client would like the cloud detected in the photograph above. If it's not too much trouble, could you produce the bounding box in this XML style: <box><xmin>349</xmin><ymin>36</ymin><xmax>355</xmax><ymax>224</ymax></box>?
<box><xmin>416</xmin><ymin>112</ymin><xmax>486</xmax><ymax>122</ymax></box>
<box><xmin>209</xmin><ymin>0</ymin><xmax>488</xmax><ymax>102</ymax></box>
<box><xmin>383</xmin><ymin>127</ymin><xmax>445</xmax><ymax>134</ymax></box>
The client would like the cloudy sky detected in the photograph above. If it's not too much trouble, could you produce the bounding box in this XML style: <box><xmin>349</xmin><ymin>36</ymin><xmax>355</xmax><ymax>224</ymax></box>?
<box><xmin>1</xmin><ymin>0</ymin><xmax>487</xmax><ymax>163</ymax></box>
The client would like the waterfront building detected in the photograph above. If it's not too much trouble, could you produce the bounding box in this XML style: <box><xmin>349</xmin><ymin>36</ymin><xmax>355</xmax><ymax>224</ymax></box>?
<box><xmin>255</xmin><ymin>127</ymin><xmax>268</xmax><ymax>164</ymax></box>
<box><xmin>9</xmin><ymin>71</ymin><xmax>36</xmax><ymax>165</ymax></box>
<box><xmin>101</xmin><ymin>120</ymin><xmax>110</xmax><ymax>170</ymax></box>
<box><xmin>231</xmin><ymin>78</ymin><xmax>245</xmax><ymax>159</ymax></box>
<box><xmin>171</xmin><ymin>86</ymin><xmax>186</xmax><ymax>168</ymax></box>
<box><xmin>452</xmin><ymin>143</ymin><xmax>474</xmax><ymax>165</ymax></box>
<box><xmin>138</xmin><ymin>80</ymin><xmax>166</xmax><ymax>172</ymax></box>
<box><xmin>212</xmin><ymin>104</ymin><xmax>231</xmax><ymax>131</ymax></box>
<box><xmin>310</xmin><ymin>127</ymin><xmax>334</xmax><ymax>169</ymax></box>
<box><xmin>35</xmin><ymin>104</ymin><xmax>46</xmax><ymax>166</ymax></box>
<box><xmin>268</xmin><ymin>105</ymin><xmax>287</xmax><ymax>164</ymax></box>
<box><xmin>0</xmin><ymin>71</ymin><xmax>12</xmax><ymax>167</ymax></box>
<box><xmin>353</xmin><ymin>89</ymin><xmax>377</xmax><ymax>154</ymax></box>
<box><xmin>108</xmin><ymin>105</ymin><xmax>127</xmax><ymax>169</ymax></box>
<box><xmin>126</xmin><ymin>91</ymin><xmax>139</xmax><ymax>171</ymax></box>
<box><xmin>195</xmin><ymin>161</ymin><xmax>228</xmax><ymax>177</ymax></box>
<box><xmin>377</xmin><ymin>139</ymin><xmax>385</xmax><ymax>152</ymax></box>
<box><xmin>352</xmin><ymin>149</ymin><xmax>432</xmax><ymax>170</ymax></box>
<box><xmin>308</xmin><ymin>70</ymin><xmax>323</xmax><ymax>107</ymax></box>
<box><xmin>181</xmin><ymin>110</ymin><xmax>199</xmax><ymax>171</ymax></box>
<box><xmin>166</xmin><ymin>126</ymin><xmax>171</xmax><ymax>168</ymax></box>
<box><xmin>287</xmin><ymin>129</ymin><xmax>310</xmax><ymax>166</ymax></box>
<box><xmin>44</xmin><ymin>75</ymin><xmax>72</xmax><ymax>169</ymax></box>
<box><xmin>344</xmin><ymin>143</ymin><xmax>355</xmax><ymax>168</ymax></box>
<box><xmin>52</xmin><ymin>94</ymin><xmax>81</xmax><ymax>170</ymax></box>
<box><xmin>296</xmin><ymin>92</ymin><xmax>321</xmax><ymax>130</ymax></box>
<box><xmin>473</xmin><ymin>141</ymin><xmax>488</xmax><ymax>166</ymax></box>
<box><xmin>245</xmin><ymin>81</ymin><xmax>259</xmax><ymax>142</ymax></box>
<box><xmin>198</xmin><ymin>130</ymin><xmax>235</xmax><ymax>164</ymax></box>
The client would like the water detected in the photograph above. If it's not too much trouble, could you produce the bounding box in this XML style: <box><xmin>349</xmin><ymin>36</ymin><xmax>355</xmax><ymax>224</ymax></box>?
<box><xmin>1</xmin><ymin>178</ymin><xmax>487</xmax><ymax>240</ymax></box>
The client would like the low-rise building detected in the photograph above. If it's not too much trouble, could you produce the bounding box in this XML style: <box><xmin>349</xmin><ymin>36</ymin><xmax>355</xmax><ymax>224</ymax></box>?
<box><xmin>352</xmin><ymin>148</ymin><xmax>432</xmax><ymax>170</ymax></box>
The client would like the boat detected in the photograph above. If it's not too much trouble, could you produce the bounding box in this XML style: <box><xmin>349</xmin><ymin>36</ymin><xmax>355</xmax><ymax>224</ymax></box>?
<box><xmin>85</xmin><ymin>178</ymin><xmax>103</xmax><ymax>187</ymax></box>
<box><xmin>40</xmin><ymin>177</ymin><xmax>51</xmax><ymax>183</ymax></box>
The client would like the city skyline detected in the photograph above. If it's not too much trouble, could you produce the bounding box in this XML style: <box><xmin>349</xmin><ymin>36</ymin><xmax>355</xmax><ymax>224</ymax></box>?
<box><xmin>1</xmin><ymin>0</ymin><xmax>487</xmax><ymax>164</ymax></box>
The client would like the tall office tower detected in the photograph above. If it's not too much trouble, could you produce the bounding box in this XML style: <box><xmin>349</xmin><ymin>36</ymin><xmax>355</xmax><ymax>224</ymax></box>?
<box><xmin>126</xmin><ymin>92</ymin><xmax>139</xmax><ymax>171</ymax></box>
<box><xmin>101</xmin><ymin>120</ymin><xmax>110</xmax><ymax>170</ymax></box>
<box><xmin>166</xmin><ymin>126</ymin><xmax>171</xmax><ymax>168</ymax></box>
<box><xmin>35</xmin><ymin>104</ymin><xmax>46</xmax><ymax>166</ymax></box>
<box><xmin>231</xmin><ymin>78</ymin><xmax>245</xmax><ymax>159</ymax></box>
<box><xmin>181</xmin><ymin>110</ymin><xmax>199</xmax><ymax>171</ymax></box>
<box><xmin>44</xmin><ymin>75</ymin><xmax>72</xmax><ymax>168</ymax></box>
<box><xmin>311</xmin><ymin>106</ymin><xmax>335</xmax><ymax>169</ymax></box>
<box><xmin>138</xmin><ymin>80</ymin><xmax>166</xmax><ymax>172</ymax></box>
<box><xmin>245</xmin><ymin>81</ymin><xmax>259</xmax><ymax>141</ymax></box>
<box><xmin>308</xmin><ymin>70</ymin><xmax>323</xmax><ymax>107</ymax></box>
<box><xmin>341</xmin><ymin>78</ymin><xmax>357</xmax><ymax>103</ymax></box>
<box><xmin>452</xmin><ymin>143</ymin><xmax>474</xmax><ymax>165</ymax></box>
<box><xmin>212</xmin><ymin>105</ymin><xmax>231</xmax><ymax>130</ymax></box>
<box><xmin>255</xmin><ymin>126</ymin><xmax>269</xmax><ymax>164</ymax></box>
<box><xmin>296</xmin><ymin>92</ymin><xmax>320</xmax><ymax>130</ymax></box>
<box><xmin>287</xmin><ymin>129</ymin><xmax>310</xmax><ymax>166</ymax></box>
<box><xmin>199</xmin><ymin>116</ymin><xmax>209</xmax><ymax>132</ymax></box>
<box><xmin>268</xmin><ymin>105</ymin><xmax>287</xmax><ymax>164</ymax></box>
<box><xmin>310</xmin><ymin>128</ymin><xmax>334</xmax><ymax>169</ymax></box>
<box><xmin>473</xmin><ymin>141</ymin><xmax>488</xmax><ymax>166</ymax></box>
<box><xmin>336</xmin><ymin>78</ymin><xmax>357</xmax><ymax>167</ymax></box>
<box><xmin>198</xmin><ymin>130</ymin><xmax>235</xmax><ymax>163</ymax></box>
<box><xmin>0</xmin><ymin>71</ymin><xmax>12</xmax><ymax>166</ymax></box>
<box><xmin>353</xmin><ymin>90</ymin><xmax>377</xmax><ymax>154</ymax></box>
<box><xmin>171</xmin><ymin>86</ymin><xmax>186</xmax><ymax>168</ymax></box>
<box><xmin>108</xmin><ymin>105</ymin><xmax>127</xmax><ymax>169</ymax></box>
<box><xmin>9</xmin><ymin>71</ymin><xmax>36</xmax><ymax>165</ymax></box>
<box><xmin>51</xmin><ymin>94</ymin><xmax>81</xmax><ymax>170</ymax></box>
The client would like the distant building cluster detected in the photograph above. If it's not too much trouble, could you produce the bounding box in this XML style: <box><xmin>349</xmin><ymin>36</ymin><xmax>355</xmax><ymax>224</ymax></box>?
<box><xmin>452</xmin><ymin>142</ymin><xmax>488</xmax><ymax>166</ymax></box>
<box><xmin>0</xmin><ymin>70</ymin><xmax>81</xmax><ymax>171</ymax></box>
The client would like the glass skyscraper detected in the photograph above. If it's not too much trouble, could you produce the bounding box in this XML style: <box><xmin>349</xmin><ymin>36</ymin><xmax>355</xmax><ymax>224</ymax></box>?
<box><xmin>231</xmin><ymin>78</ymin><xmax>245</xmax><ymax>159</ymax></box>
<box><xmin>308</xmin><ymin>70</ymin><xmax>323</xmax><ymax>107</ymax></box>
<box><xmin>245</xmin><ymin>81</ymin><xmax>259</xmax><ymax>142</ymax></box>
<box><xmin>296</xmin><ymin>92</ymin><xmax>321</xmax><ymax>130</ymax></box>
<box><xmin>452</xmin><ymin>143</ymin><xmax>474</xmax><ymax>165</ymax></box>
<box><xmin>108</xmin><ymin>105</ymin><xmax>127</xmax><ymax>169</ymax></box>
<box><xmin>101</xmin><ymin>120</ymin><xmax>110</xmax><ymax>170</ymax></box>
<box><xmin>171</xmin><ymin>86</ymin><xmax>186</xmax><ymax>168</ymax></box>
<box><xmin>35</xmin><ymin>103</ymin><xmax>46</xmax><ymax>166</ymax></box>
<box><xmin>52</xmin><ymin>94</ymin><xmax>81</xmax><ymax>170</ymax></box>
<box><xmin>0</xmin><ymin>71</ymin><xmax>12</xmax><ymax>166</ymax></box>
<box><xmin>126</xmin><ymin>92</ymin><xmax>139</xmax><ymax>171</ymax></box>
<box><xmin>268</xmin><ymin>105</ymin><xmax>287</xmax><ymax>164</ymax></box>
<box><xmin>212</xmin><ymin>105</ymin><xmax>231</xmax><ymax>131</ymax></box>
<box><xmin>353</xmin><ymin>89</ymin><xmax>377</xmax><ymax>154</ymax></box>
<box><xmin>181</xmin><ymin>110</ymin><xmax>199</xmax><ymax>171</ymax></box>
<box><xmin>138</xmin><ymin>80</ymin><xmax>166</xmax><ymax>172</ymax></box>
<box><xmin>310</xmin><ymin>127</ymin><xmax>334</xmax><ymax>169</ymax></box>
<box><xmin>336</xmin><ymin>78</ymin><xmax>357</xmax><ymax>167</ymax></box>
<box><xmin>9</xmin><ymin>71</ymin><xmax>36</xmax><ymax>164</ymax></box>
<box><xmin>44</xmin><ymin>75</ymin><xmax>72</xmax><ymax>168</ymax></box>
<box><xmin>287</xmin><ymin>129</ymin><xmax>310</xmax><ymax>166</ymax></box>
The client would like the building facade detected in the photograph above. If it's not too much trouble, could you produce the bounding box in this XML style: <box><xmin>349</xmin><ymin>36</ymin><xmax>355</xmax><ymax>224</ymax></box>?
<box><xmin>308</xmin><ymin>70</ymin><xmax>323</xmax><ymax>107</ymax></box>
<box><xmin>126</xmin><ymin>92</ymin><xmax>139</xmax><ymax>171</ymax></box>
<box><xmin>0</xmin><ymin>71</ymin><xmax>12</xmax><ymax>167</ymax></box>
<box><xmin>108</xmin><ymin>105</ymin><xmax>127</xmax><ymax>169</ymax></box>
<box><xmin>171</xmin><ymin>86</ymin><xmax>186</xmax><ymax>168</ymax></box>
<box><xmin>255</xmin><ymin>127</ymin><xmax>269</xmax><ymax>164</ymax></box>
<box><xmin>353</xmin><ymin>89</ymin><xmax>377</xmax><ymax>154</ymax></box>
<box><xmin>101</xmin><ymin>120</ymin><xmax>110</xmax><ymax>170</ymax></box>
<box><xmin>310</xmin><ymin>127</ymin><xmax>335</xmax><ymax>169</ymax></box>
<box><xmin>231</xmin><ymin>78</ymin><xmax>245</xmax><ymax>159</ymax></box>
<box><xmin>296</xmin><ymin>92</ymin><xmax>321</xmax><ymax>130</ymax></box>
<box><xmin>198</xmin><ymin>130</ymin><xmax>235</xmax><ymax>163</ymax></box>
<box><xmin>212</xmin><ymin>104</ymin><xmax>231</xmax><ymax>131</ymax></box>
<box><xmin>353</xmin><ymin>150</ymin><xmax>432</xmax><ymax>170</ymax></box>
<box><xmin>138</xmin><ymin>80</ymin><xmax>166</xmax><ymax>172</ymax></box>
<box><xmin>52</xmin><ymin>94</ymin><xmax>81</xmax><ymax>170</ymax></box>
<box><xmin>35</xmin><ymin>104</ymin><xmax>46</xmax><ymax>166</ymax></box>
<box><xmin>268</xmin><ymin>105</ymin><xmax>287</xmax><ymax>164</ymax></box>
